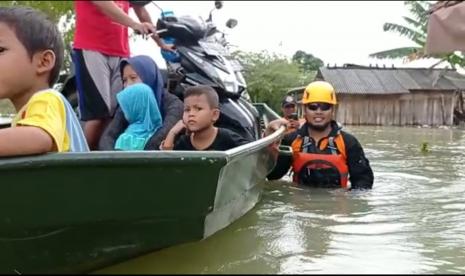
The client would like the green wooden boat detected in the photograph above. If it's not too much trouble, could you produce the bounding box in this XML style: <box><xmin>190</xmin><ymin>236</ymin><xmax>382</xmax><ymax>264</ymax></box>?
<box><xmin>0</xmin><ymin>103</ymin><xmax>289</xmax><ymax>274</ymax></box>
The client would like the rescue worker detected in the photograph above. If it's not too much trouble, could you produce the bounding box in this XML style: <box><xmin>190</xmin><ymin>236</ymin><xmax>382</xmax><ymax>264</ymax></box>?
<box><xmin>267</xmin><ymin>81</ymin><xmax>374</xmax><ymax>189</ymax></box>
<box><xmin>281</xmin><ymin>95</ymin><xmax>304</xmax><ymax>133</ymax></box>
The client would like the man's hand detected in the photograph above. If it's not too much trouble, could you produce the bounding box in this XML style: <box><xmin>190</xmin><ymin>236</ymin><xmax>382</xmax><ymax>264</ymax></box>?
<box><xmin>131</xmin><ymin>21</ymin><xmax>156</xmax><ymax>36</ymax></box>
<box><xmin>156</xmin><ymin>39</ymin><xmax>176</xmax><ymax>52</ymax></box>
<box><xmin>151</xmin><ymin>34</ymin><xmax>176</xmax><ymax>52</ymax></box>
<box><xmin>288</xmin><ymin>118</ymin><xmax>300</xmax><ymax>130</ymax></box>
<box><xmin>270</xmin><ymin>118</ymin><xmax>289</xmax><ymax>132</ymax></box>
<box><xmin>131</xmin><ymin>4</ymin><xmax>177</xmax><ymax>52</ymax></box>
<box><xmin>160</xmin><ymin>120</ymin><xmax>187</xmax><ymax>150</ymax></box>
<box><xmin>264</xmin><ymin>118</ymin><xmax>289</xmax><ymax>136</ymax></box>
<box><xmin>169</xmin><ymin>120</ymin><xmax>187</xmax><ymax>136</ymax></box>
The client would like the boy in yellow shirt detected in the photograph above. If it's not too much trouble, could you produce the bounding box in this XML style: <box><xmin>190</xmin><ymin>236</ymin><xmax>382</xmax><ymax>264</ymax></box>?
<box><xmin>0</xmin><ymin>6</ymin><xmax>89</xmax><ymax>157</ymax></box>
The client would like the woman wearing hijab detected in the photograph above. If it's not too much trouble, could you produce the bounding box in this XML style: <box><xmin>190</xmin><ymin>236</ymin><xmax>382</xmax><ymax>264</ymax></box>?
<box><xmin>99</xmin><ymin>55</ymin><xmax>183</xmax><ymax>150</ymax></box>
<box><xmin>114</xmin><ymin>83</ymin><xmax>162</xmax><ymax>150</ymax></box>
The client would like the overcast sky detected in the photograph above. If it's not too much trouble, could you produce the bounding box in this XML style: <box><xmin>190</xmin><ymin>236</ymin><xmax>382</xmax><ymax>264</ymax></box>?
<box><xmin>129</xmin><ymin>1</ymin><xmax>443</xmax><ymax>69</ymax></box>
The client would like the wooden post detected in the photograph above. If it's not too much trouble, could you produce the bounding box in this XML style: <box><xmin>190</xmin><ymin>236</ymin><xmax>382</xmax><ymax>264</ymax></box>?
<box><xmin>440</xmin><ymin>93</ymin><xmax>446</xmax><ymax>125</ymax></box>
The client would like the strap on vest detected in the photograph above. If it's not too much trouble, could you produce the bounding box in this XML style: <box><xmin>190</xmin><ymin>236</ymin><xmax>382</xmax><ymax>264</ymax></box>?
<box><xmin>302</xmin><ymin>136</ymin><xmax>311</xmax><ymax>153</ymax></box>
<box><xmin>328</xmin><ymin>136</ymin><xmax>337</xmax><ymax>155</ymax></box>
<box><xmin>300</xmin><ymin>128</ymin><xmax>341</xmax><ymax>155</ymax></box>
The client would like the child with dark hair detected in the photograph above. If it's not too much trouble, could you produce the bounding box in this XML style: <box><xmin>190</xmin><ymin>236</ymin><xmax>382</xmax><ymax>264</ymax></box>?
<box><xmin>0</xmin><ymin>6</ymin><xmax>89</xmax><ymax>156</ymax></box>
<box><xmin>161</xmin><ymin>85</ymin><xmax>251</xmax><ymax>151</ymax></box>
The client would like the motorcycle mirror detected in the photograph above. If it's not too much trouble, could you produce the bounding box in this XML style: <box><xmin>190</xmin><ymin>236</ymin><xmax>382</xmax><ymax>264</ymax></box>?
<box><xmin>215</xmin><ymin>1</ymin><xmax>223</xmax><ymax>9</ymax></box>
<box><xmin>151</xmin><ymin>1</ymin><xmax>164</xmax><ymax>15</ymax></box>
<box><xmin>226</xmin><ymin>18</ymin><xmax>238</xmax><ymax>29</ymax></box>
<box><xmin>208</xmin><ymin>1</ymin><xmax>223</xmax><ymax>23</ymax></box>
<box><xmin>129</xmin><ymin>0</ymin><xmax>152</xmax><ymax>7</ymax></box>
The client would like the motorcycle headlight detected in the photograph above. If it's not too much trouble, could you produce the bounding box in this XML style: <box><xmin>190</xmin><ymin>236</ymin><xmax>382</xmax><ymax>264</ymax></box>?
<box><xmin>223</xmin><ymin>80</ymin><xmax>236</xmax><ymax>93</ymax></box>
<box><xmin>214</xmin><ymin>67</ymin><xmax>238</xmax><ymax>93</ymax></box>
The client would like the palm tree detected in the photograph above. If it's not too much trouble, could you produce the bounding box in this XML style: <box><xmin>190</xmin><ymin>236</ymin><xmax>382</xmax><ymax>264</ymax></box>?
<box><xmin>370</xmin><ymin>1</ymin><xmax>465</xmax><ymax>68</ymax></box>
<box><xmin>369</xmin><ymin>1</ymin><xmax>433</xmax><ymax>62</ymax></box>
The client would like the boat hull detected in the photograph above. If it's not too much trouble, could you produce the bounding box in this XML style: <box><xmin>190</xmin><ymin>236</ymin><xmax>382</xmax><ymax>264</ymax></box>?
<box><xmin>0</xmin><ymin>104</ymin><xmax>285</xmax><ymax>273</ymax></box>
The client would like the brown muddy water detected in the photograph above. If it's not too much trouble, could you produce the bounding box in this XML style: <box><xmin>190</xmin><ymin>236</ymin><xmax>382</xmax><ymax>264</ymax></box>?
<box><xmin>96</xmin><ymin>126</ymin><xmax>465</xmax><ymax>274</ymax></box>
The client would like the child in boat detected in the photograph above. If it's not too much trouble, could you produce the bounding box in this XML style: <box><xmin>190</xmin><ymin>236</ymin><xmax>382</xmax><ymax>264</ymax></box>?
<box><xmin>0</xmin><ymin>7</ymin><xmax>89</xmax><ymax>157</ymax></box>
<box><xmin>113</xmin><ymin>82</ymin><xmax>163</xmax><ymax>151</ymax></box>
<box><xmin>160</xmin><ymin>85</ymin><xmax>252</xmax><ymax>151</ymax></box>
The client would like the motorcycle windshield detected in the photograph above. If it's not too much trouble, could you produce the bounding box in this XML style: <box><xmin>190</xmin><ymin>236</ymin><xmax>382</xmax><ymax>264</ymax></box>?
<box><xmin>178</xmin><ymin>45</ymin><xmax>229</xmax><ymax>79</ymax></box>
<box><xmin>161</xmin><ymin>15</ymin><xmax>207</xmax><ymax>42</ymax></box>
<box><xmin>198</xmin><ymin>40</ymin><xmax>229</xmax><ymax>57</ymax></box>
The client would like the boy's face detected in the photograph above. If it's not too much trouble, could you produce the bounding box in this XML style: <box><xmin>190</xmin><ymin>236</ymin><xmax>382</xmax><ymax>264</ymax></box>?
<box><xmin>0</xmin><ymin>23</ymin><xmax>36</xmax><ymax>99</ymax></box>
<box><xmin>183</xmin><ymin>94</ymin><xmax>219</xmax><ymax>132</ymax></box>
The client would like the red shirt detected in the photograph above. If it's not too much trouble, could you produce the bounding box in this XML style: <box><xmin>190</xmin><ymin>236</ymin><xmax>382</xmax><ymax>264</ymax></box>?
<box><xmin>73</xmin><ymin>1</ymin><xmax>130</xmax><ymax>57</ymax></box>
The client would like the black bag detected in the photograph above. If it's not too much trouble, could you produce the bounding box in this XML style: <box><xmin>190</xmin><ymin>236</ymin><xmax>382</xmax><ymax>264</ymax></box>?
<box><xmin>298</xmin><ymin>159</ymin><xmax>341</xmax><ymax>188</ymax></box>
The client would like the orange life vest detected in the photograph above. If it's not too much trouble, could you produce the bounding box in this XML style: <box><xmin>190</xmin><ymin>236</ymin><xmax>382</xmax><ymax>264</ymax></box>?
<box><xmin>291</xmin><ymin>131</ymin><xmax>349</xmax><ymax>189</ymax></box>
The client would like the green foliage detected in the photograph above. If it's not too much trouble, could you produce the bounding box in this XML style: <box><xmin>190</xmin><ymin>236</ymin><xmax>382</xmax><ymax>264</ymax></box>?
<box><xmin>370</xmin><ymin>46</ymin><xmax>423</xmax><ymax>60</ymax></box>
<box><xmin>233</xmin><ymin>50</ymin><xmax>317</xmax><ymax>112</ymax></box>
<box><xmin>0</xmin><ymin>1</ymin><xmax>74</xmax><ymax>23</ymax></box>
<box><xmin>382</xmin><ymin>22</ymin><xmax>425</xmax><ymax>45</ymax></box>
<box><xmin>292</xmin><ymin>50</ymin><xmax>324</xmax><ymax>73</ymax></box>
<box><xmin>0</xmin><ymin>1</ymin><xmax>75</xmax><ymax>72</ymax></box>
<box><xmin>445</xmin><ymin>53</ymin><xmax>465</xmax><ymax>68</ymax></box>
<box><xmin>370</xmin><ymin>0</ymin><xmax>465</xmax><ymax>68</ymax></box>
<box><xmin>404</xmin><ymin>0</ymin><xmax>429</xmax><ymax>26</ymax></box>
<box><xmin>420</xmin><ymin>141</ymin><xmax>430</xmax><ymax>153</ymax></box>
<box><xmin>369</xmin><ymin>1</ymin><xmax>431</xmax><ymax>61</ymax></box>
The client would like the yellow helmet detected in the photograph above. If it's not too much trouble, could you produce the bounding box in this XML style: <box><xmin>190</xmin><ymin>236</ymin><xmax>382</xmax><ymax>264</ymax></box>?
<box><xmin>302</xmin><ymin>81</ymin><xmax>337</xmax><ymax>105</ymax></box>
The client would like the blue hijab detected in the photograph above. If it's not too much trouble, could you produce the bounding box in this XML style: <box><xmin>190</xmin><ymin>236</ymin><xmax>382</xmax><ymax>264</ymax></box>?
<box><xmin>115</xmin><ymin>83</ymin><xmax>163</xmax><ymax>151</ymax></box>
<box><xmin>120</xmin><ymin>55</ymin><xmax>165</xmax><ymax>116</ymax></box>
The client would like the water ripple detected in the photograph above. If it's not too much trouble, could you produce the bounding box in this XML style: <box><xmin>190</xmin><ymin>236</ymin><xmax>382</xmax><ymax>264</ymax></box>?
<box><xmin>96</xmin><ymin>126</ymin><xmax>465</xmax><ymax>275</ymax></box>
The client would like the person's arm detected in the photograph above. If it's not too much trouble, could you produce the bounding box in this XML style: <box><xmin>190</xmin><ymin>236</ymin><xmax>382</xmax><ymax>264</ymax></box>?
<box><xmin>98</xmin><ymin>107</ymin><xmax>128</xmax><ymax>150</ymax></box>
<box><xmin>131</xmin><ymin>4</ymin><xmax>174</xmax><ymax>51</ymax></box>
<box><xmin>144</xmin><ymin>92</ymin><xmax>183</xmax><ymax>150</ymax></box>
<box><xmin>0</xmin><ymin>92</ymin><xmax>68</xmax><ymax>156</ymax></box>
<box><xmin>342</xmin><ymin>132</ymin><xmax>374</xmax><ymax>189</ymax></box>
<box><xmin>160</xmin><ymin>120</ymin><xmax>186</xmax><ymax>150</ymax></box>
<box><xmin>90</xmin><ymin>1</ymin><xmax>155</xmax><ymax>34</ymax></box>
<box><xmin>0</xmin><ymin>127</ymin><xmax>53</xmax><ymax>157</ymax></box>
<box><xmin>286</xmin><ymin>118</ymin><xmax>301</xmax><ymax>130</ymax></box>
<box><xmin>264</xmin><ymin>118</ymin><xmax>288</xmax><ymax>136</ymax></box>
<box><xmin>281</xmin><ymin>131</ymin><xmax>299</xmax><ymax>147</ymax></box>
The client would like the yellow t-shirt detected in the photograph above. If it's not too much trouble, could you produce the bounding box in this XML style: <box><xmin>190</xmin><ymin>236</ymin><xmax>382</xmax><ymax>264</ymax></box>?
<box><xmin>12</xmin><ymin>90</ymin><xmax>70</xmax><ymax>152</ymax></box>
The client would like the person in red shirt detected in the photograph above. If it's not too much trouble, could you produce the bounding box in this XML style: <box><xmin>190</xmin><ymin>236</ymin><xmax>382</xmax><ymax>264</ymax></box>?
<box><xmin>72</xmin><ymin>1</ymin><xmax>172</xmax><ymax>150</ymax></box>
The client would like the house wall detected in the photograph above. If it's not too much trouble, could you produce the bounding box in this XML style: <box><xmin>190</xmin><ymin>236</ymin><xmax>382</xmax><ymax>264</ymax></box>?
<box><xmin>295</xmin><ymin>91</ymin><xmax>456</xmax><ymax>126</ymax></box>
<box><xmin>334</xmin><ymin>92</ymin><xmax>456</xmax><ymax>126</ymax></box>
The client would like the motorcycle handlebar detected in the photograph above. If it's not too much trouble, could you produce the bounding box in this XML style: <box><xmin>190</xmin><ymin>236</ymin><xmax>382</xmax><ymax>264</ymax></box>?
<box><xmin>134</xmin><ymin>29</ymin><xmax>167</xmax><ymax>35</ymax></box>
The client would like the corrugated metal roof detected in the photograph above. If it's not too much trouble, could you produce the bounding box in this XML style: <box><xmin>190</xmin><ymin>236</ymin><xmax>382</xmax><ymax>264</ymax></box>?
<box><xmin>319</xmin><ymin>68</ymin><xmax>409</xmax><ymax>94</ymax></box>
<box><xmin>402</xmin><ymin>69</ymin><xmax>465</xmax><ymax>90</ymax></box>
<box><xmin>443</xmin><ymin>74</ymin><xmax>465</xmax><ymax>88</ymax></box>
<box><xmin>315</xmin><ymin>67</ymin><xmax>465</xmax><ymax>95</ymax></box>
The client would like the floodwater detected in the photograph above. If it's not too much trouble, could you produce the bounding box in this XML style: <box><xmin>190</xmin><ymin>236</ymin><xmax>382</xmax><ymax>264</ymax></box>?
<box><xmin>96</xmin><ymin>126</ymin><xmax>465</xmax><ymax>274</ymax></box>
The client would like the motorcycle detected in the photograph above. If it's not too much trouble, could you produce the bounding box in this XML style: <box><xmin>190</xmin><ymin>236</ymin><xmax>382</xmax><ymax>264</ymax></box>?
<box><xmin>148</xmin><ymin>0</ymin><xmax>261</xmax><ymax>141</ymax></box>
<box><xmin>59</xmin><ymin>1</ymin><xmax>261</xmax><ymax>141</ymax></box>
